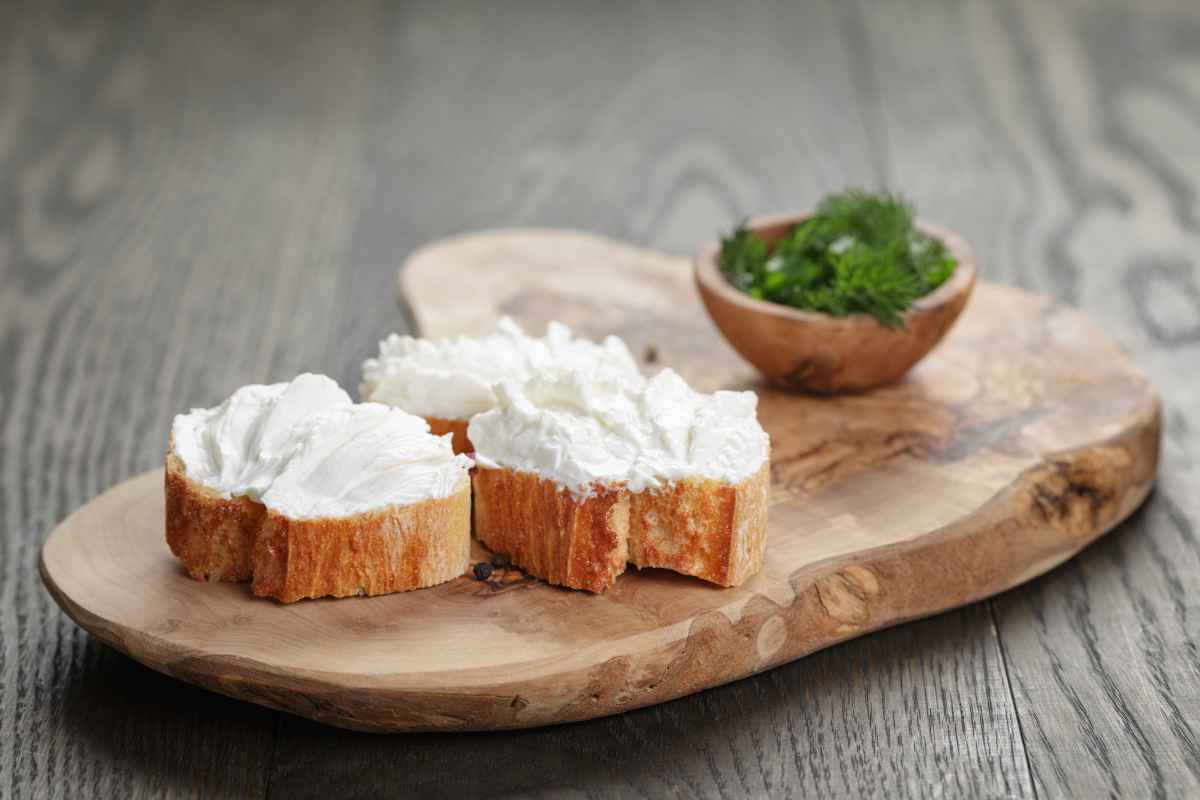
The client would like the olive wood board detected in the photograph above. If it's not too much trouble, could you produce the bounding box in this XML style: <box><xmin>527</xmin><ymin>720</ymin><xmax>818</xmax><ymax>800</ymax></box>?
<box><xmin>40</xmin><ymin>229</ymin><xmax>1161</xmax><ymax>733</ymax></box>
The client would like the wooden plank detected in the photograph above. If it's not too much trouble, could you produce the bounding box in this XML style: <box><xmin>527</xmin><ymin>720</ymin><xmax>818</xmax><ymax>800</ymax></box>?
<box><xmin>6</xmin><ymin>0</ymin><xmax>1194</xmax><ymax>795</ymax></box>
<box><xmin>853</xmin><ymin>0</ymin><xmax>1200</xmax><ymax>796</ymax></box>
<box><xmin>842</xmin><ymin>2</ymin><xmax>1052</xmax><ymax>794</ymax></box>
<box><xmin>984</xmin><ymin>1</ymin><xmax>1200</xmax><ymax>796</ymax></box>
<box><xmin>0</xmin><ymin>0</ymin><xmax>384</xmax><ymax>796</ymax></box>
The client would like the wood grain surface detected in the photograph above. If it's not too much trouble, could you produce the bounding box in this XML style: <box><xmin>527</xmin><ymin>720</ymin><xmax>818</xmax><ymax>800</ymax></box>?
<box><xmin>4</xmin><ymin>0</ymin><xmax>1200</xmax><ymax>797</ymax></box>
<box><xmin>38</xmin><ymin>235</ymin><xmax>1158</xmax><ymax>734</ymax></box>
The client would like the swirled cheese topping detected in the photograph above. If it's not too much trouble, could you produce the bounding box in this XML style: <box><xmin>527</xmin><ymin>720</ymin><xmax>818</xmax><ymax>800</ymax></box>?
<box><xmin>260</xmin><ymin>403</ymin><xmax>471</xmax><ymax>518</ymax></box>
<box><xmin>467</xmin><ymin>368</ymin><xmax>769</xmax><ymax>496</ymax></box>
<box><xmin>171</xmin><ymin>373</ymin><xmax>352</xmax><ymax>499</ymax></box>
<box><xmin>170</xmin><ymin>374</ymin><xmax>470</xmax><ymax>518</ymax></box>
<box><xmin>360</xmin><ymin>317</ymin><xmax>642</xmax><ymax>420</ymax></box>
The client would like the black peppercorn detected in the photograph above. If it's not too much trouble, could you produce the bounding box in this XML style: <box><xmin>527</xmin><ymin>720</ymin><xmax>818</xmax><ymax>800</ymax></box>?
<box><xmin>491</xmin><ymin>553</ymin><xmax>510</xmax><ymax>568</ymax></box>
<box><xmin>473</xmin><ymin>562</ymin><xmax>493</xmax><ymax>581</ymax></box>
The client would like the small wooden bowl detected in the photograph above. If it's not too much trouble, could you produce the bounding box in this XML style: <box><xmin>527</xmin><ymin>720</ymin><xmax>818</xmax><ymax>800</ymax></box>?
<box><xmin>695</xmin><ymin>211</ymin><xmax>977</xmax><ymax>393</ymax></box>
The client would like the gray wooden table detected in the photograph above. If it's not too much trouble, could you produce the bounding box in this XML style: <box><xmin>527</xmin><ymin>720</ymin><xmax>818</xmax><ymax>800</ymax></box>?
<box><xmin>3</xmin><ymin>1</ymin><xmax>1199</xmax><ymax>797</ymax></box>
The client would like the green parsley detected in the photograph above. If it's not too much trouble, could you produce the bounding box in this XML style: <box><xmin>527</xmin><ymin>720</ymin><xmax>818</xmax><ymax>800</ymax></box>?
<box><xmin>718</xmin><ymin>191</ymin><xmax>956</xmax><ymax>328</ymax></box>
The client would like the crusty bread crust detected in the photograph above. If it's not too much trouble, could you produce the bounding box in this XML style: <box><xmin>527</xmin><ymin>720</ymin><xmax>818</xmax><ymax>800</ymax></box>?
<box><xmin>628</xmin><ymin>461</ymin><xmax>770</xmax><ymax>587</ymax></box>
<box><xmin>165</xmin><ymin>451</ymin><xmax>264</xmax><ymax>582</ymax></box>
<box><xmin>472</xmin><ymin>455</ymin><xmax>769</xmax><ymax>592</ymax></box>
<box><xmin>472</xmin><ymin>468</ymin><xmax>628</xmax><ymax>593</ymax></box>
<box><xmin>165</xmin><ymin>447</ymin><xmax>471</xmax><ymax>602</ymax></box>
<box><xmin>426</xmin><ymin>417</ymin><xmax>472</xmax><ymax>454</ymax></box>
<box><xmin>250</xmin><ymin>478</ymin><xmax>471</xmax><ymax>603</ymax></box>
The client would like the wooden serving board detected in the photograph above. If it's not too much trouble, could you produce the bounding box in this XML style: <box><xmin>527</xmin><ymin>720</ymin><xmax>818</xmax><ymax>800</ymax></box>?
<box><xmin>40</xmin><ymin>230</ymin><xmax>1160</xmax><ymax>733</ymax></box>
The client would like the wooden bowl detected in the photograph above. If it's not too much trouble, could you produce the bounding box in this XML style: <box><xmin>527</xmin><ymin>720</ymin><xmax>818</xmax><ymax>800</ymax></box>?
<box><xmin>695</xmin><ymin>211</ymin><xmax>977</xmax><ymax>393</ymax></box>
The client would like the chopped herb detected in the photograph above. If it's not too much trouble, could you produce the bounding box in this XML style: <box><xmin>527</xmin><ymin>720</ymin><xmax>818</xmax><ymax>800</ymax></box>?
<box><xmin>718</xmin><ymin>191</ymin><xmax>956</xmax><ymax>328</ymax></box>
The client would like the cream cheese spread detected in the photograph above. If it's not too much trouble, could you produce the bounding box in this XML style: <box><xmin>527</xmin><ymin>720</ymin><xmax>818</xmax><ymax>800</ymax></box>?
<box><xmin>170</xmin><ymin>373</ymin><xmax>471</xmax><ymax>518</ymax></box>
<box><xmin>171</xmin><ymin>373</ymin><xmax>352</xmax><ymax>499</ymax></box>
<box><xmin>260</xmin><ymin>403</ymin><xmax>471</xmax><ymax>518</ymax></box>
<box><xmin>360</xmin><ymin>317</ymin><xmax>642</xmax><ymax>420</ymax></box>
<box><xmin>467</xmin><ymin>368</ymin><xmax>769</xmax><ymax>496</ymax></box>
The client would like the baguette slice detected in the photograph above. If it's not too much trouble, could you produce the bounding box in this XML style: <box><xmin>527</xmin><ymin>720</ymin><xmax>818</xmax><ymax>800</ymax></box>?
<box><xmin>251</xmin><ymin>477</ymin><xmax>471</xmax><ymax>603</ymax></box>
<box><xmin>167</xmin><ymin>445</ymin><xmax>472</xmax><ymax>601</ymax></box>
<box><xmin>472</xmin><ymin>457</ymin><xmax>769</xmax><ymax>592</ymax></box>
<box><xmin>165</xmin><ymin>376</ymin><xmax>473</xmax><ymax>602</ymax></box>
<box><xmin>468</xmin><ymin>367</ymin><xmax>771</xmax><ymax>593</ymax></box>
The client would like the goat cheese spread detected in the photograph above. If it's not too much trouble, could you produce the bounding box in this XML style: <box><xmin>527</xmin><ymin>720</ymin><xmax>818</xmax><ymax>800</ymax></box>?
<box><xmin>170</xmin><ymin>373</ymin><xmax>471</xmax><ymax>518</ymax></box>
<box><xmin>360</xmin><ymin>317</ymin><xmax>642</xmax><ymax>420</ymax></box>
<box><xmin>467</xmin><ymin>367</ymin><xmax>769</xmax><ymax>496</ymax></box>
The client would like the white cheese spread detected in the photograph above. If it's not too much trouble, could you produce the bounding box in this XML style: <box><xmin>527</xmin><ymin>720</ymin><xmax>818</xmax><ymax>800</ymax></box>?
<box><xmin>467</xmin><ymin>367</ymin><xmax>769</xmax><ymax>496</ymax></box>
<box><xmin>360</xmin><ymin>317</ymin><xmax>642</xmax><ymax>420</ymax></box>
<box><xmin>260</xmin><ymin>403</ymin><xmax>471</xmax><ymax>518</ymax></box>
<box><xmin>170</xmin><ymin>374</ymin><xmax>471</xmax><ymax>518</ymax></box>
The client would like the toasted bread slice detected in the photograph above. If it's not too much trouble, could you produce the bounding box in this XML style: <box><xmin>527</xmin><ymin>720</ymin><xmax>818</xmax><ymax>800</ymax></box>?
<box><xmin>165</xmin><ymin>378</ymin><xmax>474</xmax><ymax>602</ymax></box>
<box><xmin>472</xmin><ymin>458</ymin><xmax>769</xmax><ymax>592</ymax></box>
<box><xmin>251</xmin><ymin>477</ymin><xmax>471</xmax><ymax>603</ymax></box>
<box><xmin>468</xmin><ymin>366</ymin><xmax>771</xmax><ymax>592</ymax></box>
<box><xmin>166</xmin><ymin>446</ymin><xmax>471</xmax><ymax>601</ymax></box>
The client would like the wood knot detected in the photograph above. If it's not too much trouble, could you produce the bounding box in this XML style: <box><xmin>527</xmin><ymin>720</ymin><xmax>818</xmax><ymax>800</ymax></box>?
<box><xmin>815</xmin><ymin>566</ymin><xmax>880</xmax><ymax>628</ymax></box>
<box><xmin>755</xmin><ymin>614</ymin><xmax>787</xmax><ymax>664</ymax></box>
<box><xmin>1022</xmin><ymin>448</ymin><xmax>1130</xmax><ymax>536</ymax></box>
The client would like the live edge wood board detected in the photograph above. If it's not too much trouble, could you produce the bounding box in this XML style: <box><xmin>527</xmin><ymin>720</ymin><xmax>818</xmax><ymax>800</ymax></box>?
<box><xmin>40</xmin><ymin>230</ymin><xmax>1161</xmax><ymax>733</ymax></box>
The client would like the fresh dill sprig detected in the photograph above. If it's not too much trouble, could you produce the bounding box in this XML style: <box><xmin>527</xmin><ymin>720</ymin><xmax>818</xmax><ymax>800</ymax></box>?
<box><xmin>718</xmin><ymin>191</ymin><xmax>956</xmax><ymax>328</ymax></box>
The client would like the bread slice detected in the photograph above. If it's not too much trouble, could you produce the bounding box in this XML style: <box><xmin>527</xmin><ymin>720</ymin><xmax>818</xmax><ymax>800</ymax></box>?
<box><xmin>468</xmin><ymin>367</ymin><xmax>771</xmax><ymax>593</ymax></box>
<box><xmin>472</xmin><ymin>456</ymin><xmax>769</xmax><ymax>592</ymax></box>
<box><xmin>250</xmin><ymin>477</ymin><xmax>471</xmax><ymax>603</ymax></box>
<box><xmin>165</xmin><ymin>375</ymin><xmax>474</xmax><ymax>602</ymax></box>
<box><xmin>167</xmin><ymin>443</ymin><xmax>471</xmax><ymax>601</ymax></box>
